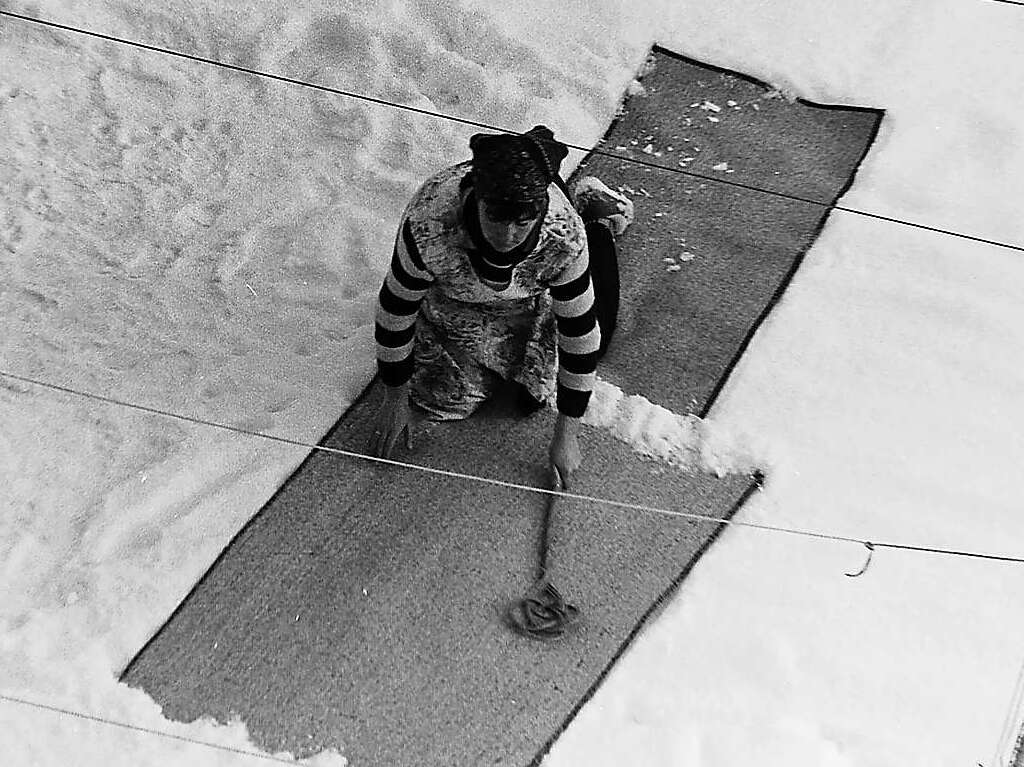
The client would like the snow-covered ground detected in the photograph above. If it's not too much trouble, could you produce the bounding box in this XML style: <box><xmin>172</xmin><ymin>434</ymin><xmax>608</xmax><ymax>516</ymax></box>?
<box><xmin>2</xmin><ymin>0</ymin><xmax>1024</xmax><ymax>765</ymax></box>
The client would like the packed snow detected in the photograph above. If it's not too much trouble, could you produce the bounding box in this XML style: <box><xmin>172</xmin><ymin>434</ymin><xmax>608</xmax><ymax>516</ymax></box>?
<box><xmin>2</xmin><ymin>0</ymin><xmax>1023</xmax><ymax>765</ymax></box>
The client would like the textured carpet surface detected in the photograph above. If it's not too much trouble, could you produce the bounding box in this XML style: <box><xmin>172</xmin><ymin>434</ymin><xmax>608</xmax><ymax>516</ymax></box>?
<box><xmin>592</xmin><ymin>49</ymin><xmax>881</xmax><ymax>416</ymax></box>
<box><xmin>121</xmin><ymin>48</ymin><xmax>881</xmax><ymax>767</ymax></box>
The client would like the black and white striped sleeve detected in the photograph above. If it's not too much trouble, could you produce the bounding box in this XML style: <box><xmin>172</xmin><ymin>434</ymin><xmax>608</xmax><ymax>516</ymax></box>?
<box><xmin>549</xmin><ymin>246</ymin><xmax>601</xmax><ymax>418</ymax></box>
<box><xmin>375</xmin><ymin>218</ymin><xmax>433</xmax><ymax>386</ymax></box>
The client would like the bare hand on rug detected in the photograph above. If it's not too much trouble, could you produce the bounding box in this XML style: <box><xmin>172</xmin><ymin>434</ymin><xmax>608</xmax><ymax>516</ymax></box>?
<box><xmin>549</xmin><ymin>413</ymin><xmax>582</xmax><ymax>480</ymax></box>
<box><xmin>369</xmin><ymin>382</ymin><xmax>414</xmax><ymax>458</ymax></box>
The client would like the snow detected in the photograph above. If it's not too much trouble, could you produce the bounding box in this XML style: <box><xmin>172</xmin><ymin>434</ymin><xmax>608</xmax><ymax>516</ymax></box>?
<box><xmin>2</xmin><ymin>0</ymin><xmax>1024</xmax><ymax>766</ymax></box>
<box><xmin>582</xmin><ymin>379</ymin><xmax>757</xmax><ymax>475</ymax></box>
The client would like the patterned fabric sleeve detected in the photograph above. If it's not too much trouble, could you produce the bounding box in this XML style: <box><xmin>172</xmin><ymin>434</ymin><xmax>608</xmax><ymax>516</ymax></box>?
<box><xmin>375</xmin><ymin>217</ymin><xmax>434</xmax><ymax>386</ymax></box>
<box><xmin>549</xmin><ymin>241</ymin><xmax>601</xmax><ymax>417</ymax></box>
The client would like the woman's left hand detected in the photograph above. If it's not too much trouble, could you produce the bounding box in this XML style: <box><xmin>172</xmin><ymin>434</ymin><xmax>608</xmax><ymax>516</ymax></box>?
<box><xmin>549</xmin><ymin>413</ymin><xmax>582</xmax><ymax>481</ymax></box>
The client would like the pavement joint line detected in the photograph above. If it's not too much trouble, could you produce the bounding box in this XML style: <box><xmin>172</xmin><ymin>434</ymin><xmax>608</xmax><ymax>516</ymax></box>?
<box><xmin>0</xmin><ymin>693</ymin><xmax>303</xmax><ymax>764</ymax></box>
<box><xmin>1</xmin><ymin>9</ymin><xmax>1022</xmax><ymax>254</ymax></box>
<box><xmin>993</xmin><ymin>652</ymin><xmax>1024</xmax><ymax>764</ymax></box>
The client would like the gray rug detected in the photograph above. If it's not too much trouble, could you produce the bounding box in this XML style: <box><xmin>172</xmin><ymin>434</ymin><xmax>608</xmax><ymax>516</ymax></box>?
<box><xmin>121</xmin><ymin>47</ymin><xmax>881</xmax><ymax>767</ymax></box>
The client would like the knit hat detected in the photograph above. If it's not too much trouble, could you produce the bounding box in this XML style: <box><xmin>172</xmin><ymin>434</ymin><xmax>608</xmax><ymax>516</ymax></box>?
<box><xmin>469</xmin><ymin>125</ymin><xmax>569</xmax><ymax>214</ymax></box>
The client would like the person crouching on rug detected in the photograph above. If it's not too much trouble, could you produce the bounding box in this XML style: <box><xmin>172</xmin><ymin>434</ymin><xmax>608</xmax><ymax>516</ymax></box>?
<box><xmin>368</xmin><ymin>124</ymin><xmax>633</xmax><ymax>481</ymax></box>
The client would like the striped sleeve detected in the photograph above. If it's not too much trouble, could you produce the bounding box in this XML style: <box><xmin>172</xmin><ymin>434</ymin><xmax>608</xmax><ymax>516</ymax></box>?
<box><xmin>549</xmin><ymin>242</ymin><xmax>601</xmax><ymax>418</ymax></box>
<box><xmin>375</xmin><ymin>218</ymin><xmax>433</xmax><ymax>386</ymax></box>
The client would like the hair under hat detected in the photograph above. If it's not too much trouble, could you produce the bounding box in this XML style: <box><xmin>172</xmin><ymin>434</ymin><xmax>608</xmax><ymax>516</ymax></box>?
<box><xmin>469</xmin><ymin>125</ymin><xmax>569</xmax><ymax>216</ymax></box>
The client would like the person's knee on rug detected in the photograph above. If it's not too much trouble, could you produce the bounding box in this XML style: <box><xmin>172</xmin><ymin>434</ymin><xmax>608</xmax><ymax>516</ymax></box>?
<box><xmin>571</xmin><ymin>175</ymin><xmax>634</xmax><ymax>237</ymax></box>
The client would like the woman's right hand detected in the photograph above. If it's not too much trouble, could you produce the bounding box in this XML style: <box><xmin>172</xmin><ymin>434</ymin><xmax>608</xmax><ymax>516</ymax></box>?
<box><xmin>369</xmin><ymin>383</ymin><xmax>414</xmax><ymax>458</ymax></box>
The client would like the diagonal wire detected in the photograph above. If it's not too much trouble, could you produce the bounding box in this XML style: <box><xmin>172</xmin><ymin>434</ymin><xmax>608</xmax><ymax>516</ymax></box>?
<box><xmin>5</xmin><ymin>368</ymin><xmax>1024</xmax><ymax>568</ymax></box>
<box><xmin>1</xmin><ymin>9</ymin><xmax>1022</xmax><ymax>255</ymax></box>
<box><xmin>0</xmin><ymin>693</ymin><xmax>305</xmax><ymax>764</ymax></box>
<box><xmin>3</xmin><ymin>7</ymin><xmax>1024</xmax><ymax>763</ymax></box>
<box><xmin>1</xmin><ymin>11</ymin><xmax>1021</xmax><ymax>564</ymax></box>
